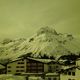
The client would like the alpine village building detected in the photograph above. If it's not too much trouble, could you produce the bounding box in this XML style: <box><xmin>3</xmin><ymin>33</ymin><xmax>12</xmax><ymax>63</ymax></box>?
<box><xmin>6</xmin><ymin>57</ymin><xmax>61</xmax><ymax>80</ymax></box>
<box><xmin>0</xmin><ymin>57</ymin><xmax>80</xmax><ymax>80</ymax></box>
<box><xmin>59</xmin><ymin>59</ymin><xmax>80</xmax><ymax>80</ymax></box>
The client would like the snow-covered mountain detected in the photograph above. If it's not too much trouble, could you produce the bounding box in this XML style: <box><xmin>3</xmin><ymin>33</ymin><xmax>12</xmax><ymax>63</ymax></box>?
<box><xmin>0</xmin><ymin>26</ymin><xmax>80</xmax><ymax>62</ymax></box>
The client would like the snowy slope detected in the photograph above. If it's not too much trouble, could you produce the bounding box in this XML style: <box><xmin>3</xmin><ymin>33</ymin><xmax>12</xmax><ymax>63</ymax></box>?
<box><xmin>0</xmin><ymin>26</ymin><xmax>80</xmax><ymax>61</ymax></box>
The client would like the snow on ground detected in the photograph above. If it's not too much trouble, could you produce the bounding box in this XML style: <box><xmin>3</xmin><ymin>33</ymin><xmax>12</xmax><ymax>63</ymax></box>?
<box><xmin>0</xmin><ymin>74</ymin><xmax>25</xmax><ymax>80</ymax></box>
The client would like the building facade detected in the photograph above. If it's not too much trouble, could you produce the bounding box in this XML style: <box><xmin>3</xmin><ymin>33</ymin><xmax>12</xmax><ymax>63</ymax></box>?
<box><xmin>7</xmin><ymin>58</ymin><xmax>53</xmax><ymax>74</ymax></box>
<box><xmin>7</xmin><ymin>58</ymin><xmax>26</xmax><ymax>74</ymax></box>
<box><xmin>27</xmin><ymin>59</ymin><xmax>44</xmax><ymax>73</ymax></box>
<box><xmin>60</xmin><ymin>65</ymin><xmax>80</xmax><ymax>80</ymax></box>
<box><xmin>60</xmin><ymin>59</ymin><xmax>80</xmax><ymax>80</ymax></box>
<box><xmin>6</xmin><ymin>57</ymin><xmax>61</xmax><ymax>80</ymax></box>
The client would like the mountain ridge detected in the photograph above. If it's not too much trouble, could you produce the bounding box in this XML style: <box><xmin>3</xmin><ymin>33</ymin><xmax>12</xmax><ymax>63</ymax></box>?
<box><xmin>0</xmin><ymin>26</ymin><xmax>80</xmax><ymax>64</ymax></box>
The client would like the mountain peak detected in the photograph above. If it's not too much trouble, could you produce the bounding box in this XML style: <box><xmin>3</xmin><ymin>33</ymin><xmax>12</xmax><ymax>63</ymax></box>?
<box><xmin>37</xmin><ymin>26</ymin><xmax>58</xmax><ymax>36</ymax></box>
<box><xmin>0</xmin><ymin>26</ymin><xmax>80</xmax><ymax>63</ymax></box>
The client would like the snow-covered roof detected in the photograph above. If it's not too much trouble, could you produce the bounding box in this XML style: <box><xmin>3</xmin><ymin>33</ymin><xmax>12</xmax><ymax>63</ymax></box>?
<box><xmin>27</xmin><ymin>57</ymin><xmax>55</xmax><ymax>64</ymax></box>
<box><xmin>59</xmin><ymin>65</ymin><xmax>80</xmax><ymax>74</ymax></box>
<box><xmin>7</xmin><ymin>57</ymin><xmax>56</xmax><ymax>64</ymax></box>
<box><xmin>21</xmin><ymin>72</ymin><xmax>59</xmax><ymax>76</ymax></box>
<box><xmin>46</xmin><ymin>72</ymin><xmax>59</xmax><ymax>76</ymax></box>
<box><xmin>61</xmin><ymin>65</ymin><xmax>79</xmax><ymax>71</ymax></box>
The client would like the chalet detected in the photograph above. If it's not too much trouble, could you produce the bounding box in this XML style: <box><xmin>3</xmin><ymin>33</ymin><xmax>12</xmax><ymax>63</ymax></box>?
<box><xmin>0</xmin><ymin>64</ymin><xmax>6</xmax><ymax>74</ymax></box>
<box><xmin>56</xmin><ymin>57</ymin><xmax>80</xmax><ymax>80</ymax></box>
<box><xmin>6</xmin><ymin>57</ymin><xmax>51</xmax><ymax>74</ymax></box>
<box><xmin>7</xmin><ymin>57</ymin><xmax>59</xmax><ymax>74</ymax></box>
<box><xmin>60</xmin><ymin>65</ymin><xmax>80</xmax><ymax>80</ymax></box>
<box><xmin>6</xmin><ymin>57</ymin><xmax>61</xmax><ymax>80</ymax></box>
<box><xmin>26</xmin><ymin>57</ymin><xmax>61</xmax><ymax>73</ymax></box>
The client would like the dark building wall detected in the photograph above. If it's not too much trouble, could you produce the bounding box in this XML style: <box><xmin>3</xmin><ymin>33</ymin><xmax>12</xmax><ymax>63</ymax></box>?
<box><xmin>26</xmin><ymin>59</ymin><xmax>44</xmax><ymax>73</ymax></box>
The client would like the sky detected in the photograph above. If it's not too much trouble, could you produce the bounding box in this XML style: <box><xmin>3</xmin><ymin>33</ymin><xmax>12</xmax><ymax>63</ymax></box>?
<box><xmin>0</xmin><ymin>0</ymin><xmax>80</xmax><ymax>39</ymax></box>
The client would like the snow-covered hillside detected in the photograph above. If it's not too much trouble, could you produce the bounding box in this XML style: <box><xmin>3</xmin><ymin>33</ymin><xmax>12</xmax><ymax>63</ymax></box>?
<box><xmin>0</xmin><ymin>26</ymin><xmax>80</xmax><ymax>62</ymax></box>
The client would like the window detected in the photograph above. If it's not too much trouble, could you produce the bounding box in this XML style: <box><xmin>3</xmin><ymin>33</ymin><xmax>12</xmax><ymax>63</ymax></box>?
<box><xmin>38</xmin><ymin>67</ymin><xmax>43</xmax><ymax>69</ymax></box>
<box><xmin>38</xmin><ymin>63</ymin><xmax>43</xmax><ymax>66</ymax></box>
<box><xmin>8</xmin><ymin>66</ymin><xmax>11</xmax><ymax>68</ymax></box>
<box><xmin>27</xmin><ymin>63</ymin><xmax>30</xmax><ymax>66</ymax></box>
<box><xmin>16</xmin><ymin>70</ymin><xmax>19</xmax><ymax>72</ymax></box>
<box><xmin>48</xmin><ymin>66</ymin><xmax>52</xmax><ymax>72</ymax></box>
<box><xmin>21</xmin><ymin>62</ymin><xmax>24</xmax><ymax>64</ymax></box>
<box><xmin>16</xmin><ymin>70</ymin><xmax>24</xmax><ymax>72</ymax></box>
<box><xmin>20</xmin><ymin>70</ymin><xmax>24</xmax><ymax>72</ymax></box>
<box><xmin>18</xmin><ymin>62</ymin><xmax>21</xmax><ymax>64</ymax></box>
<box><xmin>8</xmin><ymin>70</ymin><xmax>11</xmax><ymax>72</ymax></box>
<box><xmin>21</xmin><ymin>66</ymin><xmax>24</xmax><ymax>68</ymax></box>
<box><xmin>31</xmin><ymin>67</ymin><xmax>37</xmax><ymax>69</ymax></box>
<box><xmin>16</xmin><ymin>66</ymin><xmax>24</xmax><ymax>68</ymax></box>
<box><xmin>64</xmin><ymin>71</ymin><xmax>67</xmax><ymax>75</ymax></box>
<box><xmin>18</xmin><ymin>62</ymin><xmax>24</xmax><ymax>64</ymax></box>
<box><xmin>72</xmin><ymin>72</ymin><xmax>75</xmax><ymax>76</ymax></box>
<box><xmin>54</xmin><ymin>78</ymin><xmax>57</xmax><ymax>80</ymax></box>
<box><xmin>68</xmin><ymin>72</ymin><xmax>71</xmax><ymax>75</ymax></box>
<box><xmin>48</xmin><ymin>78</ymin><xmax>51</xmax><ymax>80</ymax></box>
<box><xmin>22</xmin><ymin>59</ymin><xmax>24</xmax><ymax>61</ymax></box>
<box><xmin>16</xmin><ymin>66</ymin><xmax>19</xmax><ymax>68</ymax></box>
<box><xmin>56</xmin><ymin>66</ymin><xmax>58</xmax><ymax>68</ymax></box>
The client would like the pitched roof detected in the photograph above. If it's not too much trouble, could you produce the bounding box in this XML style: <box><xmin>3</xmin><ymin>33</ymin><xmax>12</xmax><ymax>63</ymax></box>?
<box><xmin>61</xmin><ymin>65</ymin><xmax>78</xmax><ymax>70</ymax></box>
<box><xmin>7</xmin><ymin>57</ymin><xmax>56</xmax><ymax>64</ymax></box>
<box><xmin>59</xmin><ymin>65</ymin><xmax>80</xmax><ymax>74</ymax></box>
<box><xmin>0</xmin><ymin>64</ymin><xmax>5</xmax><ymax>69</ymax></box>
<box><xmin>27</xmin><ymin>57</ymin><xmax>56</xmax><ymax>64</ymax></box>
